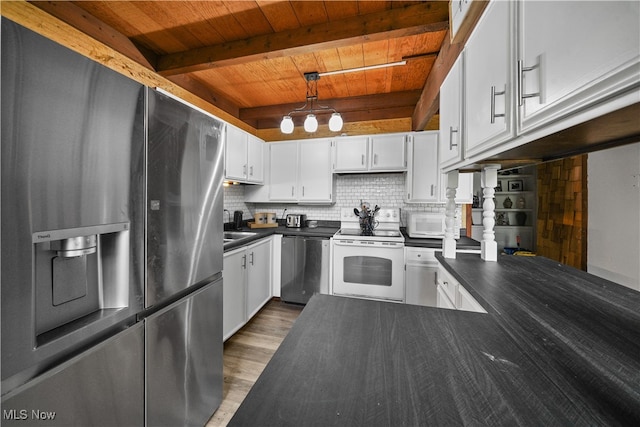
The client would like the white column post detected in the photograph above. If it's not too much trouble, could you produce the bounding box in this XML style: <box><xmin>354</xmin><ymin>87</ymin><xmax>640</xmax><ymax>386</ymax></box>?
<box><xmin>443</xmin><ymin>170</ymin><xmax>459</xmax><ymax>259</ymax></box>
<box><xmin>480</xmin><ymin>164</ymin><xmax>501</xmax><ymax>261</ymax></box>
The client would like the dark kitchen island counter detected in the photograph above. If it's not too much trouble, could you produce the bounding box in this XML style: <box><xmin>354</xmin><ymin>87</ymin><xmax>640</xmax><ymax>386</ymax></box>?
<box><xmin>229</xmin><ymin>254</ymin><xmax>640</xmax><ymax>426</ymax></box>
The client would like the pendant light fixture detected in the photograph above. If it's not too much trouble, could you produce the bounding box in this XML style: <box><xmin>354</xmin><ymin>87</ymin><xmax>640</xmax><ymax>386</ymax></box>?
<box><xmin>280</xmin><ymin>72</ymin><xmax>342</xmax><ymax>134</ymax></box>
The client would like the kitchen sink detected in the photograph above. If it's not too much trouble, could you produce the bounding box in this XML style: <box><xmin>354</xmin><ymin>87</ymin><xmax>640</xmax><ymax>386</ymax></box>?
<box><xmin>224</xmin><ymin>231</ymin><xmax>258</xmax><ymax>248</ymax></box>
<box><xmin>224</xmin><ymin>231</ymin><xmax>258</xmax><ymax>240</ymax></box>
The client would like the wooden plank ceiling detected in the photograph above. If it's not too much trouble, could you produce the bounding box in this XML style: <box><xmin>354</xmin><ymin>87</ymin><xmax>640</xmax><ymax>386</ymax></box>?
<box><xmin>31</xmin><ymin>1</ymin><xmax>452</xmax><ymax>134</ymax></box>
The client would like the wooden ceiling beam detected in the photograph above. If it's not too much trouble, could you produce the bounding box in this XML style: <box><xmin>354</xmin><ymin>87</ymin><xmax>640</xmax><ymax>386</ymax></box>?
<box><xmin>156</xmin><ymin>2</ymin><xmax>449</xmax><ymax>76</ymax></box>
<box><xmin>27</xmin><ymin>0</ymin><xmax>241</xmax><ymax>120</ymax></box>
<box><xmin>30</xmin><ymin>0</ymin><xmax>157</xmax><ymax>70</ymax></box>
<box><xmin>6</xmin><ymin>0</ymin><xmax>250</xmax><ymax>132</ymax></box>
<box><xmin>412</xmin><ymin>1</ymin><xmax>489</xmax><ymax>130</ymax></box>
<box><xmin>411</xmin><ymin>29</ymin><xmax>461</xmax><ymax>130</ymax></box>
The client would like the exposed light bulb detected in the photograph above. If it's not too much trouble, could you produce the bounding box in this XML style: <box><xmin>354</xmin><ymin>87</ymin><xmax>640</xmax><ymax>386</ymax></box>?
<box><xmin>328</xmin><ymin>112</ymin><xmax>343</xmax><ymax>132</ymax></box>
<box><xmin>304</xmin><ymin>114</ymin><xmax>318</xmax><ymax>133</ymax></box>
<box><xmin>280</xmin><ymin>115</ymin><xmax>294</xmax><ymax>134</ymax></box>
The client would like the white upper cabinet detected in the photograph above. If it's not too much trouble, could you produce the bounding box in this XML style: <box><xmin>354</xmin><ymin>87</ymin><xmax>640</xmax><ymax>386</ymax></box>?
<box><xmin>299</xmin><ymin>139</ymin><xmax>334</xmax><ymax>203</ymax></box>
<box><xmin>333</xmin><ymin>134</ymin><xmax>407</xmax><ymax>173</ymax></box>
<box><xmin>443</xmin><ymin>0</ymin><xmax>639</xmax><ymax>171</ymax></box>
<box><xmin>225</xmin><ymin>125</ymin><xmax>248</xmax><ymax>181</ymax></box>
<box><xmin>450</xmin><ymin>0</ymin><xmax>472</xmax><ymax>43</ymax></box>
<box><xmin>406</xmin><ymin>132</ymin><xmax>439</xmax><ymax>203</ymax></box>
<box><xmin>439</xmin><ymin>53</ymin><xmax>465</xmax><ymax>168</ymax></box>
<box><xmin>369</xmin><ymin>134</ymin><xmax>407</xmax><ymax>171</ymax></box>
<box><xmin>333</xmin><ymin>136</ymin><xmax>369</xmax><ymax>172</ymax></box>
<box><xmin>517</xmin><ymin>1</ymin><xmax>640</xmax><ymax>133</ymax></box>
<box><xmin>225</xmin><ymin>124</ymin><xmax>265</xmax><ymax>184</ymax></box>
<box><xmin>245</xmin><ymin>139</ymin><xmax>334</xmax><ymax>204</ymax></box>
<box><xmin>246</xmin><ymin>134</ymin><xmax>264</xmax><ymax>183</ymax></box>
<box><xmin>268</xmin><ymin>141</ymin><xmax>299</xmax><ymax>201</ymax></box>
<box><xmin>464</xmin><ymin>0</ymin><xmax>515</xmax><ymax>158</ymax></box>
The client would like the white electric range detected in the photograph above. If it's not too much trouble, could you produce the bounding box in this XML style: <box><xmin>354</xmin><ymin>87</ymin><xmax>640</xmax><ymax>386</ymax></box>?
<box><xmin>332</xmin><ymin>208</ymin><xmax>405</xmax><ymax>302</ymax></box>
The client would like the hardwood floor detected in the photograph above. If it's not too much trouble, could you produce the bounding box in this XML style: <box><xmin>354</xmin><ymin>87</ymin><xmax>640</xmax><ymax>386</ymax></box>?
<box><xmin>206</xmin><ymin>299</ymin><xmax>303</xmax><ymax>427</ymax></box>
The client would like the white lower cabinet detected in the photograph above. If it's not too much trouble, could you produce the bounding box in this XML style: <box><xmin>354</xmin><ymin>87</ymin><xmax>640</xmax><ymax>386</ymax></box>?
<box><xmin>223</xmin><ymin>237</ymin><xmax>272</xmax><ymax>341</ymax></box>
<box><xmin>405</xmin><ymin>247</ymin><xmax>438</xmax><ymax>307</ymax></box>
<box><xmin>436</xmin><ymin>285</ymin><xmax>456</xmax><ymax>310</ymax></box>
<box><xmin>223</xmin><ymin>249</ymin><xmax>246</xmax><ymax>341</ymax></box>
<box><xmin>246</xmin><ymin>238</ymin><xmax>272</xmax><ymax>319</ymax></box>
<box><xmin>436</xmin><ymin>262</ymin><xmax>486</xmax><ymax>313</ymax></box>
<box><xmin>457</xmin><ymin>285</ymin><xmax>486</xmax><ymax>313</ymax></box>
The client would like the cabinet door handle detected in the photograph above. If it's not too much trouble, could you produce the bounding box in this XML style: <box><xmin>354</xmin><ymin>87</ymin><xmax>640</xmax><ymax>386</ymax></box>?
<box><xmin>374</xmin><ymin>153</ymin><xmax>378</xmax><ymax>165</ymax></box>
<box><xmin>241</xmin><ymin>254</ymin><xmax>247</xmax><ymax>269</ymax></box>
<box><xmin>517</xmin><ymin>59</ymin><xmax>542</xmax><ymax>107</ymax></box>
<box><xmin>361</xmin><ymin>154</ymin><xmax>365</xmax><ymax>165</ymax></box>
<box><xmin>449</xmin><ymin>127</ymin><xmax>459</xmax><ymax>149</ymax></box>
<box><xmin>291</xmin><ymin>186</ymin><xmax>295</xmax><ymax>196</ymax></box>
<box><xmin>249</xmin><ymin>252</ymin><xmax>254</xmax><ymax>266</ymax></box>
<box><xmin>249</xmin><ymin>165</ymin><xmax>254</xmax><ymax>176</ymax></box>
<box><xmin>430</xmin><ymin>184</ymin><xmax>434</xmax><ymax>196</ymax></box>
<box><xmin>490</xmin><ymin>85</ymin><xmax>506</xmax><ymax>124</ymax></box>
<box><xmin>243</xmin><ymin>164</ymin><xmax>247</xmax><ymax>175</ymax></box>
<box><xmin>302</xmin><ymin>186</ymin><xmax>305</xmax><ymax>197</ymax></box>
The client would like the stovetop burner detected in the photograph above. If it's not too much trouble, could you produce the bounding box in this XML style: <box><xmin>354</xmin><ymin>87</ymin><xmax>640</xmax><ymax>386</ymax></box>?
<box><xmin>334</xmin><ymin>208</ymin><xmax>404</xmax><ymax>243</ymax></box>
<box><xmin>336</xmin><ymin>229</ymin><xmax>402</xmax><ymax>238</ymax></box>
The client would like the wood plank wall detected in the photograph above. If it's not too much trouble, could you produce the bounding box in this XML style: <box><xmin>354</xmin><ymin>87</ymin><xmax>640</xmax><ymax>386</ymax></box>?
<box><xmin>536</xmin><ymin>155</ymin><xmax>588</xmax><ymax>270</ymax></box>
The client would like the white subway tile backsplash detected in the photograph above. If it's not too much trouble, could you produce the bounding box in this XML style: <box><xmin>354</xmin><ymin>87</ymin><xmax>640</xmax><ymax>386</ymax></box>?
<box><xmin>223</xmin><ymin>173</ymin><xmax>454</xmax><ymax>226</ymax></box>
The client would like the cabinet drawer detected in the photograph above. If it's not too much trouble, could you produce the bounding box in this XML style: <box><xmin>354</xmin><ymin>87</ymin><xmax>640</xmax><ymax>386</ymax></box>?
<box><xmin>405</xmin><ymin>247</ymin><xmax>436</xmax><ymax>264</ymax></box>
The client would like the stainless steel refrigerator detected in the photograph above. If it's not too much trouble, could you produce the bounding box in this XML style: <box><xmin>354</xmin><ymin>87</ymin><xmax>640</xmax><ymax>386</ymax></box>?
<box><xmin>144</xmin><ymin>88</ymin><xmax>224</xmax><ymax>426</ymax></box>
<box><xmin>1</xmin><ymin>18</ymin><xmax>146</xmax><ymax>425</ymax></box>
<box><xmin>2</xmin><ymin>18</ymin><xmax>223</xmax><ymax>426</ymax></box>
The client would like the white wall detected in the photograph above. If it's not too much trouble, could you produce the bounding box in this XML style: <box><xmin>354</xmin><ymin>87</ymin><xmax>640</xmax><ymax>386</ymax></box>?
<box><xmin>587</xmin><ymin>142</ymin><xmax>640</xmax><ymax>291</ymax></box>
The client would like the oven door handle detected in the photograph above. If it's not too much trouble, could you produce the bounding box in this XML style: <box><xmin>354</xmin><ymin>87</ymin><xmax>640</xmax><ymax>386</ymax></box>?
<box><xmin>333</xmin><ymin>240</ymin><xmax>357</xmax><ymax>247</ymax></box>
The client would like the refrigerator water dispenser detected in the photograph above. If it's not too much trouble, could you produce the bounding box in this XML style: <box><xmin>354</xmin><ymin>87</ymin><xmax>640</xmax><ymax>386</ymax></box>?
<box><xmin>32</xmin><ymin>223</ymin><xmax>131</xmax><ymax>345</ymax></box>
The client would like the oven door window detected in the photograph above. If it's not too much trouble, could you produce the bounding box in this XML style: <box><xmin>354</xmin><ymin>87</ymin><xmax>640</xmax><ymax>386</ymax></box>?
<box><xmin>343</xmin><ymin>256</ymin><xmax>392</xmax><ymax>286</ymax></box>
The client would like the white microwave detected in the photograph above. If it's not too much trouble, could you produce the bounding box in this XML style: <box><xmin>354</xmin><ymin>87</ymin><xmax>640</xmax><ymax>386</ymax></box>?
<box><xmin>406</xmin><ymin>212</ymin><xmax>460</xmax><ymax>239</ymax></box>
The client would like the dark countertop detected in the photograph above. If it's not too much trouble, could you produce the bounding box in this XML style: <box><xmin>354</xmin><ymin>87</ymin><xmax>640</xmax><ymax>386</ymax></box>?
<box><xmin>401</xmin><ymin>228</ymin><xmax>481</xmax><ymax>251</ymax></box>
<box><xmin>223</xmin><ymin>223</ymin><xmax>339</xmax><ymax>252</ymax></box>
<box><xmin>229</xmin><ymin>254</ymin><xmax>640</xmax><ymax>426</ymax></box>
<box><xmin>435</xmin><ymin>253</ymin><xmax>640</xmax><ymax>424</ymax></box>
<box><xmin>224</xmin><ymin>223</ymin><xmax>481</xmax><ymax>252</ymax></box>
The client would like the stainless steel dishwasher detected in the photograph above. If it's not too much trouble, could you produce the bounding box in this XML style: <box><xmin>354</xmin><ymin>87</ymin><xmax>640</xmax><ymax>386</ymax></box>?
<box><xmin>281</xmin><ymin>236</ymin><xmax>330</xmax><ymax>304</ymax></box>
